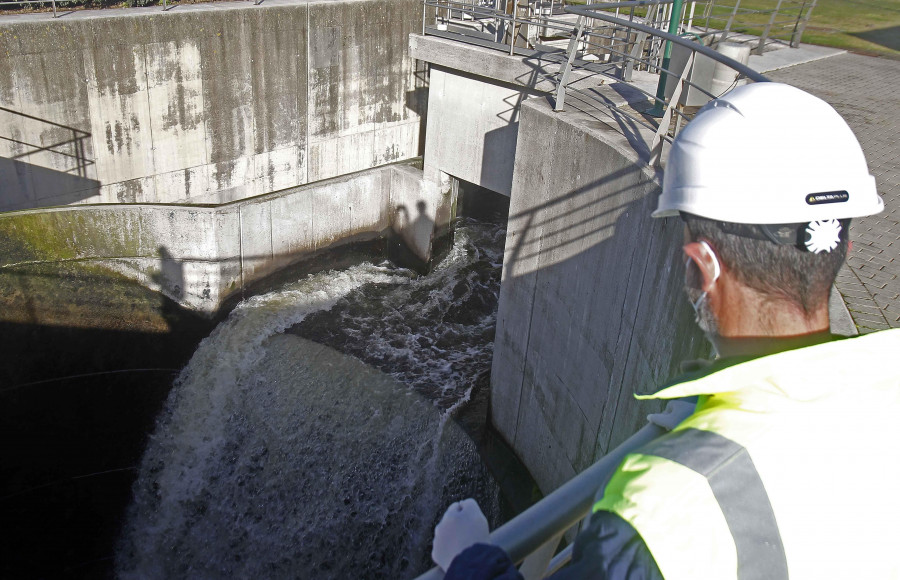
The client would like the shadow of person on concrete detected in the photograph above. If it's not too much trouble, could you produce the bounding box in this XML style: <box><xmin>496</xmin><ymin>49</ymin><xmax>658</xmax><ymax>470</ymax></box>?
<box><xmin>152</xmin><ymin>246</ymin><xmax>187</xmax><ymax>331</ymax></box>
<box><xmin>389</xmin><ymin>201</ymin><xmax>437</xmax><ymax>274</ymax></box>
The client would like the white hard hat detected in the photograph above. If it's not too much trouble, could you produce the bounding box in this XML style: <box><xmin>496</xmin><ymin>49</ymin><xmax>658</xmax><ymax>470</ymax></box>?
<box><xmin>654</xmin><ymin>82</ymin><xmax>883</xmax><ymax>223</ymax></box>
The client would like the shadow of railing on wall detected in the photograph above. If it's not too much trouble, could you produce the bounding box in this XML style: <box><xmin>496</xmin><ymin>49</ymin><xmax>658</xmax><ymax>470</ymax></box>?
<box><xmin>0</xmin><ymin>106</ymin><xmax>99</xmax><ymax>211</ymax></box>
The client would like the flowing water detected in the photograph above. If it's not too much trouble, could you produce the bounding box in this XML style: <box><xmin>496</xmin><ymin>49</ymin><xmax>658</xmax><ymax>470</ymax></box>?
<box><xmin>116</xmin><ymin>218</ymin><xmax>507</xmax><ymax>579</ymax></box>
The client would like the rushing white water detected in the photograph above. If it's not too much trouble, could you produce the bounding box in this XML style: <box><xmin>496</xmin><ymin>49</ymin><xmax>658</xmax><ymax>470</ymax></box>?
<box><xmin>117</xmin><ymin>219</ymin><xmax>505</xmax><ymax>579</ymax></box>
<box><xmin>293</xmin><ymin>219</ymin><xmax>506</xmax><ymax>412</ymax></box>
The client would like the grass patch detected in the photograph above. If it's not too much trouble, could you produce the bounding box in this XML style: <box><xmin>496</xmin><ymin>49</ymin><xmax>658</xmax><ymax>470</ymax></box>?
<box><xmin>801</xmin><ymin>0</ymin><xmax>900</xmax><ymax>58</ymax></box>
<box><xmin>683</xmin><ymin>0</ymin><xmax>900</xmax><ymax>58</ymax></box>
<box><xmin>581</xmin><ymin>1</ymin><xmax>900</xmax><ymax>59</ymax></box>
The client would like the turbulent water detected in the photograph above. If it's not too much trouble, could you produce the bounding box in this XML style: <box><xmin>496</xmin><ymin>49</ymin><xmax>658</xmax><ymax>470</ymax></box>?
<box><xmin>117</xmin><ymin>218</ymin><xmax>506</xmax><ymax>579</ymax></box>
<box><xmin>293</xmin><ymin>218</ymin><xmax>506</xmax><ymax>412</ymax></box>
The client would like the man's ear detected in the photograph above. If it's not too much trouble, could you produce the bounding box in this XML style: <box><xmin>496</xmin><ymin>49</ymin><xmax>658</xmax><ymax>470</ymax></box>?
<box><xmin>683</xmin><ymin>241</ymin><xmax>721</xmax><ymax>292</ymax></box>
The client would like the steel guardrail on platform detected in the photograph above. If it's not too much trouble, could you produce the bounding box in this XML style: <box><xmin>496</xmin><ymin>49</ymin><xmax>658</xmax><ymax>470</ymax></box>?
<box><xmin>421</xmin><ymin>0</ymin><xmax>771</xmax><ymax>166</ymax></box>
<box><xmin>0</xmin><ymin>0</ymin><xmax>265</xmax><ymax>18</ymax></box>
<box><xmin>423</xmin><ymin>0</ymin><xmax>680</xmax><ymax>57</ymax></box>
<box><xmin>556</xmin><ymin>5</ymin><xmax>769</xmax><ymax>165</ymax></box>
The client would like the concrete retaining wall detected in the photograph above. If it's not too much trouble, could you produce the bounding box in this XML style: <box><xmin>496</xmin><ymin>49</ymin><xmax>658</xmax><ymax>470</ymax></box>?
<box><xmin>0</xmin><ymin>0</ymin><xmax>426</xmax><ymax>211</ymax></box>
<box><xmin>422</xmin><ymin>67</ymin><xmax>528</xmax><ymax>197</ymax></box>
<box><xmin>0</xmin><ymin>163</ymin><xmax>446</xmax><ymax>321</ymax></box>
<box><xmin>411</xmin><ymin>34</ymin><xmax>561</xmax><ymax>198</ymax></box>
<box><xmin>490</xmin><ymin>97</ymin><xmax>707</xmax><ymax>494</ymax></box>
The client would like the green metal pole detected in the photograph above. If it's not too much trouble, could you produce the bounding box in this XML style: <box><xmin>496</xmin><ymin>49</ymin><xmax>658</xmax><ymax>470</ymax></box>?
<box><xmin>648</xmin><ymin>0</ymin><xmax>685</xmax><ymax>117</ymax></box>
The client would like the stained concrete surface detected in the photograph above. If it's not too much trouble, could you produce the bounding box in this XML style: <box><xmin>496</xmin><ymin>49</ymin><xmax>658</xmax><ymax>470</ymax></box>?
<box><xmin>0</xmin><ymin>0</ymin><xmax>425</xmax><ymax>210</ymax></box>
<box><xmin>0</xmin><ymin>162</ymin><xmax>446</xmax><ymax>318</ymax></box>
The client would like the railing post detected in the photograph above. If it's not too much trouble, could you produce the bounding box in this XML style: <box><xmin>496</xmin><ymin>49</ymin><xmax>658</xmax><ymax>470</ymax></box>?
<box><xmin>649</xmin><ymin>50</ymin><xmax>694</xmax><ymax>167</ymax></box>
<box><xmin>554</xmin><ymin>15</ymin><xmax>586</xmax><ymax>112</ymax></box>
<box><xmin>756</xmin><ymin>0</ymin><xmax>783</xmax><ymax>54</ymax></box>
<box><xmin>648</xmin><ymin>0</ymin><xmax>685</xmax><ymax>117</ymax></box>
<box><xmin>51</xmin><ymin>0</ymin><xmax>57</xmax><ymax>18</ymax></box>
<box><xmin>704</xmin><ymin>0</ymin><xmax>716</xmax><ymax>31</ymax></box>
<box><xmin>791</xmin><ymin>0</ymin><xmax>817</xmax><ymax>48</ymax></box>
<box><xmin>721</xmin><ymin>0</ymin><xmax>741</xmax><ymax>42</ymax></box>
<box><xmin>509</xmin><ymin>1</ymin><xmax>517</xmax><ymax>55</ymax></box>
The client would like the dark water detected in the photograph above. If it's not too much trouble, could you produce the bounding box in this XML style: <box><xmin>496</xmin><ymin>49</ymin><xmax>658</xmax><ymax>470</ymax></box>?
<box><xmin>292</xmin><ymin>218</ymin><xmax>506</xmax><ymax>412</ymax></box>
<box><xmin>116</xmin><ymin>218</ymin><xmax>509</xmax><ymax>579</ymax></box>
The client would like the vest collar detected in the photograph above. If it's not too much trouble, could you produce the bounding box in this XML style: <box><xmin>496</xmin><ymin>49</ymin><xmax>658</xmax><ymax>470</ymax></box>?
<box><xmin>637</xmin><ymin>328</ymin><xmax>900</xmax><ymax>401</ymax></box>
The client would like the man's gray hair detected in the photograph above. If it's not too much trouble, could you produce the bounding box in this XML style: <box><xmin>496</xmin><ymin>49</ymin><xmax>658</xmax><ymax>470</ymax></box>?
<box><xmin>683</xmin><ymin>214</ymin><xmax>849</xmax><ymax>314</ymax></box>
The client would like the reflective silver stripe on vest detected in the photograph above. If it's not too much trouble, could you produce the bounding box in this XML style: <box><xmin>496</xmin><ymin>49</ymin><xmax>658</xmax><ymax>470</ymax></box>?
<box><xmin>638</xmin><ymin>427</ymin><xmax>789</xmax><ymax>580</ymax></box>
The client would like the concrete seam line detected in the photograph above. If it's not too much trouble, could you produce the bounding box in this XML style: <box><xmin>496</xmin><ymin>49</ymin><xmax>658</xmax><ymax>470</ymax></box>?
<box><xmin>306</xmin><ymin>0</ymin><xmax>311</xmax><ymax>191</ymax></box>
<box><xmin>512</xmin><ymin>106</ymin><xmax>554</xmax><ymax>445</ymax></box>
<box><xmin>601</xmin><ymin>177</ymin><xmax>654</xmax><ymax>457</ymax></box>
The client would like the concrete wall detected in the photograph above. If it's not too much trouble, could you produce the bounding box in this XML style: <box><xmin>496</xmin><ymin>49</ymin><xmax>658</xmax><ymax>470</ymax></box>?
<box><xmin>422</xmin><ymin>67</ymin><xmax>529</xmax><ymax>197</ymax></box>
<box><xmin>0</xmin><ymin>163</ymin><xmax>446</xmax><ymax>322</ymax></box>
<box><xmin>411</xmin><ymin>34</ymin><xmax>565</xmax><ymax>198</ymax></box>
<box><xmin>490</xmin><ymin>97</ymin><xmax>707</xmax><ymax>494</ymax></box>
<box><xmin>0</xmin><ymin>0</ymin><xmax>426</xmax><ymax>212</ymax></box>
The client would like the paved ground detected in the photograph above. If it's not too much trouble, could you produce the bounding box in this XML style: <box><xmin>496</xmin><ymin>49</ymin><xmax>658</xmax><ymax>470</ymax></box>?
<box><xmin>767</xmin><ymin>53</ymin><xmax>900</xmax><ymax>333</ymax></box>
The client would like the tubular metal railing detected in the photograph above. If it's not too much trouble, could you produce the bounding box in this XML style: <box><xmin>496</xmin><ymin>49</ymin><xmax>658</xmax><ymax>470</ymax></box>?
<box><xmin>421</xmin><ymin>0</ymin><xmax>773</xmax><ymax>165</ymax></box>
<box><xmin>0</xmin><ymin>0</ymin><xmax>60</xmax><ymax>17</ymax></box>
<box><xmin>422</xmin><ymin>0</ymin><xmax>817</xmax><ymax>56</ymax></box>
<box><xmin>423</xmin><ymin>0</ymin><xmax>679</xmax><ymax>57</ymax></box>
<box><xmin>414</xmin><ymin>407</ymin><xmax>697</xmax><ymax>580</ymax></box>
<box><xmin>700</xmin><ymin>0</ymin><xmax>818</xmax><ymax>52</ymax></box>
<box><xmin>0</xmin><ymin>0</ymin><xmax>264</xmax><ymax>17</ymax></box>
<box><xmin>555</xmin><ymin>5</ymin><xmax>769</xmax><ymax>166</ymax></box>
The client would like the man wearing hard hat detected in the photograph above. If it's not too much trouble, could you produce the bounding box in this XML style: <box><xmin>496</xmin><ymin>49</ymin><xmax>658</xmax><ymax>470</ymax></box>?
<box><xmin>432</xmin><ymin>82</ymin><xmax>900</xmax><ymax>579</ymax></box>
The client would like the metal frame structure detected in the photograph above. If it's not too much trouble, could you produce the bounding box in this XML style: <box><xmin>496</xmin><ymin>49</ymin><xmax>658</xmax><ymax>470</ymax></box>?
<box><xmin>422</xmin><ymin>0</ymin><xmax>769</xmax><ymax>166</ymax></box>
<box><xmin>422</xmin><ymin>0</ymin><xmax>818</xmax><ymax>56</ymax></box>
<box><xmin>556</xmin><ymin>5</ymin><xmax>768</xmax><ymax>165</ymax></box>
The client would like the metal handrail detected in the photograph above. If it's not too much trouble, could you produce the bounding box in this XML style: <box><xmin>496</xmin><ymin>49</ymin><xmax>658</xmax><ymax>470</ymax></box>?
<box><xmin>553</xmin><ymin>6</ymin><xmax>768</xmax><ymax>166</ymax></box>
<box><xmin>418</xmin><ymin>3</ymin><xmax>777</xmax><ymax>203</ymax></box>
<box><xmin>414</xmin><ymin>419</ymin><xmax>672</xmax><ymax>580</ymax></box>
<box><xmin>0</xmin><ymin>0</ymin><xmax>57</xmax><ymax>17</ymax></box>
<box><xmin>0</xmin><ymin>0</ymin><xmax>266</xmax><ymax>17</ymax></box>
<box><xmin>422</xmin><ymin>0</ymin><xmax>816</xmax><ymax>63</ymax></box>
<box><xmin>424</xmin><ymin>0</ymin><xmax>679</xmax><ymax>56</ymax></box>
<box><xmin>566</xmin><ymin>5</ymin><xmax>767</xmax><ymax>81</ymax></box>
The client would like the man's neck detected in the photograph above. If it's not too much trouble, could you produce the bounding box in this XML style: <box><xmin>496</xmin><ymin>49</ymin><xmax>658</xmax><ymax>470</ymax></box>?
<box><xmin>713</xmin><ymin>330</ymin><xmax>834</xmax><ymax>359</ymax></box>
<box><xmin>711</xmin><ymin>279</ymin><xmax>832</xmax><ymax>359</ymax></box>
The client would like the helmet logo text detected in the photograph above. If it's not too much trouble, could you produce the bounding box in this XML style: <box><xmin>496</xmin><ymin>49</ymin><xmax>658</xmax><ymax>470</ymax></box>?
<box><xmin>806</xmin><ymin>191</ymin><xmax>850</xmax><ymax>205</ymax></box>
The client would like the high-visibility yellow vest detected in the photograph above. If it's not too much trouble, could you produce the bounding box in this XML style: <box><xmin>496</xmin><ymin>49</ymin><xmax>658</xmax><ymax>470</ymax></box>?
<box><xmin>593</xmin><ymin>328</ymin><xmax>900</xmax><ymax>580</ymax></box>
